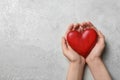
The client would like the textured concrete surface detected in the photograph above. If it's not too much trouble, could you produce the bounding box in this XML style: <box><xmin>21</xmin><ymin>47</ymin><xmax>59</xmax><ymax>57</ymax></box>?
<box><xmin>0</xmin><ymin>0</ymin><xmax>120</xmax><ymax>80</ymax></box>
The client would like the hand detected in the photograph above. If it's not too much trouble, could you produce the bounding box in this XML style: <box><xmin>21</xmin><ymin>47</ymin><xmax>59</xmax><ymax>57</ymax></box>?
<box><xmin>78</xmin><ymin>21</ymin><xmax>105</xmax><ymax>61</ymax></box>
<box><xmin>61</xmin><ymin>23</ymin><xmax>85</xmax><ymax>64</ymax></box>
<box><xmin>81</xmin><ymin>22</ymin><xmax>112</xmax><ymax>80</ymax></box>
<box><xmin>62</xmin><ymin>23</ymin><xmax>86</xmax><ymax>80</ymax></box>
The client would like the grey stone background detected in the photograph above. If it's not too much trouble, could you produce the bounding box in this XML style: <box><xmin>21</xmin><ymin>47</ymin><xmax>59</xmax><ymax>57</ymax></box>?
<box><xmin>0</xmin><ymin>0</ymin><xmax>120</xmax><ymax>80</ymax></box>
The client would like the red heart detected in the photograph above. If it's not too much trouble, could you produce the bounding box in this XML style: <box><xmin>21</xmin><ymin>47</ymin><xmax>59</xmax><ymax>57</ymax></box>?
<box><xmin>67</xmin><ymin>28</ymin><xmax>98</xmax><ymax>58</ymax></box>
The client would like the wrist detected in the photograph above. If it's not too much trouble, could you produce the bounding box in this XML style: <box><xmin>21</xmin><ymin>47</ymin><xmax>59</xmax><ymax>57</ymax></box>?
<box><xmin>70</xmin><ymin>58</ymin><xmax>85</xmax><ymax>66</ymax></box>
<box><xmin>71</xmin><ymin>57</ymin><xmax>85</xmax><ymax>65</ymax></box>
<box><xmin>70</xmin><ymin>61</ymin><xmax>85</xmax><ymax>69</ymax></box>
<box><xmin>68</xmin><ymin>59</ymin><xmax>85</xmax><ymax>80</ymax></box>
<box><xmin>86</xmin><ymin>56</ymin><xmax>101</xmax><ymax>64</ymax></box>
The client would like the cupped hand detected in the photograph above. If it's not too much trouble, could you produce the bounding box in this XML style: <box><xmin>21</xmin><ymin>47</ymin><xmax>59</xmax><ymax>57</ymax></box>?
<box><xmin>79</xmin><ymin>21</ymin><xmax>105</xmax><ymax>61</ymax></box>
<box><xmin>61</xmin><ymin>23</ymin><xmax>85</xmax><ymax>64</ymax></box>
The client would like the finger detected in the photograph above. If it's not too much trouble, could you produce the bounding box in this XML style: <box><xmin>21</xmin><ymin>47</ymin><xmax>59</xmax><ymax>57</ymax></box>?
<box><xmin>81</xmin><ymin>22</ymin><xmax>88</xmax><ymax>28</ymax></box>
<box><xmin>66</xmin><ymin>41</ymin><xmax>74</xmax><ymax>51</ymax></box>
<box><xmin>85</xmin><ymin>21</ymin><xmax>100</xmax><ymax>36</ymax></box>
<box><xmin>61</xmin><ymin>37</ymin><xmax>68</xmax><ymax>52</ymax></box>
<box><xmin>63</xmin><ymin>37</ymin><xmax>72</xmax><ymax>51</ymax></box>
<box><xmin>87</xmin><ymin>21</ymin><xmax>94</xmax><ymax>26</ymax></box>
<box><xmin>77</xmin><ymin>23</ymin><xmax>83</xmax><ymax>32</ymax></box>
<box><xmin>67</xmin><ymin>42</ymin><xmax>79</xmax><ymax>55</ymax></box>
<box><xmin>87</xmin><ymin>21</ymin><xmax>97</xmax><ymax>30</ymax></box>
<box><xmin>83</xmin><ymin>26</ymin><xmax>89</xmax><ymax>30</ymax></box>
<box><xmin>81</xmin><ymin>22</ymin><xmax>90</xmax><ymax>31</ymax></box>
<box><xmin>73</xmin><ymin>23</ymin><xmax>79</xmax><ymax>30</ymax></box>
<box><xmin>97</xmin><ymin>31</ymin><xmax>105</xmax><ymax>45</ymax></box>
<box><xmin>81</xmin><ymin>22</ymin><xmax>90</xmax><ymax>32</ymax></box>
<box><xmin>86</xmin><ymin>21</ymin><xmax>92</xmax><ymax>28</ymax></box>
<box><xmin>65</xmin><ymin>24</ymin><xmax>74</xmax><ymax>38</ymax></box>
<box><xmin>68</xmin><ymin>45</ymin><xmax>74</xmax><ymax>51</ymax></box>
<box><xmin>98</xmin><ymin>31</ymin><xmax>105</xmax><ymax>39</ymax></box>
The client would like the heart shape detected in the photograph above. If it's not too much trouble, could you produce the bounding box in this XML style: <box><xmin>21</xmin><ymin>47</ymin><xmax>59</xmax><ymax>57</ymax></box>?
<box><xmin>67</xmin><ymin>28</ymin><xmax>98</xmax><ymax>58</ymax></box>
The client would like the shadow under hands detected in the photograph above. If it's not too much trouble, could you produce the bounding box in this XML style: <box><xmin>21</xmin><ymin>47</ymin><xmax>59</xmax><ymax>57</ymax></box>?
<box><xmin>101</xmin><ymin>41</ymin><xmax>114</xmax><ymax>80</ymax></box>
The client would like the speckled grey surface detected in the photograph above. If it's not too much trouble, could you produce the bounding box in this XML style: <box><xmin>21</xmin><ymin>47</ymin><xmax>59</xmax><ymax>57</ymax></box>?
<box><xmin>0</xmin><ymin>0</ymin><xmax>120</xmax><ymax>80</ymax></box>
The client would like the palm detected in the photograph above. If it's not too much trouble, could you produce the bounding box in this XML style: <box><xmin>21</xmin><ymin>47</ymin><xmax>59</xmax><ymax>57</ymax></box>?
<box><xmin>65</xmin><ymin>43</ymin><xmax>84</xmax><ymax>62</ymax></box>
<box><xmin>87</xmin><ymin>31</ymin><xmax>105</xmax><ymax>58</ymax></box>
<box><xmin>79</xmin><ymin>22</ymin><xmax>105</xmax><ymax>59</ymax></box>
<box><xmin>62</xmin><ymin>23</ymin><xmax>85</xmax><ymax>63</ymax></box>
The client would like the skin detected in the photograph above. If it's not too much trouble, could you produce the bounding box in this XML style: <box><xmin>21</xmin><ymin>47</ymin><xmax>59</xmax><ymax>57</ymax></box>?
<box><xmin>61</xmin><ymin>21</ymin><xmax>112</xmax><ymax>80</ymax></box>
<box><xmin>62</xmin><ymin>23</ymin><xmax>85</xmax><ymax>80</ymax></box>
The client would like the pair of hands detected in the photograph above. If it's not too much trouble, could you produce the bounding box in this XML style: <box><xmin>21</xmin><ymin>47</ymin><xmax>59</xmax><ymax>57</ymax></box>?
<box><xmin>62</xmin><ymin>21</ymin><xmax>105</xmax><ymax>64</ymax></box>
